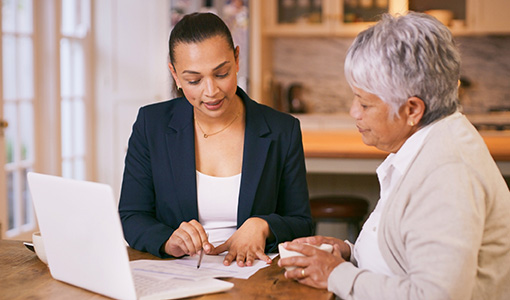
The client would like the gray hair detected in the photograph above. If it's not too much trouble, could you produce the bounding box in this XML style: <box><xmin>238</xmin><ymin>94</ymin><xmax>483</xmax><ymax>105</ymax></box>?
<box><xmin>344</xmin><ymin>12</ymin><xmax>461</xmax><ymax>126</ymax></box>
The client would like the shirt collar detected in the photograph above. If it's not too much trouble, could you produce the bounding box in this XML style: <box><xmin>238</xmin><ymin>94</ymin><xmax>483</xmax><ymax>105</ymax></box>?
<box><xmin>377</xmin><ymin>111</ymin><xmax>461</xmax><ymax>179</ymax></box>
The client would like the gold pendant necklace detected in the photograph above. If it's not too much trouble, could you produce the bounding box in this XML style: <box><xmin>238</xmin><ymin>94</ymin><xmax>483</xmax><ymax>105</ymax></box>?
<box><xmin>195</xmin><ymin>111</ymin><xmax>240</xmax><ymax>138</ymax></box>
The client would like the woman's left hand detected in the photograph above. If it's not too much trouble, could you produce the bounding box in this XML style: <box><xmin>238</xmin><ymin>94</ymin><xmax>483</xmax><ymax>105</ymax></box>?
<box><xmin>278</xmin><ymin>242</ymin><xmax>345</xmax><ymax>289</ymax></box>
<box><xmin>211</xmin><ymin>217</ymin><xmax>272</xmax><ymax>267</ymax></box>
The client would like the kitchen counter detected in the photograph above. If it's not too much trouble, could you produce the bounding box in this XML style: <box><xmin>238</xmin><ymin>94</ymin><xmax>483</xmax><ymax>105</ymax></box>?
<box><xmin>302</xmin><ymin>129</ymin><xmax>510</xmax><ymax>161</ymax></box>
<box><xmin>297</xmin><ymin>113</ymin><xmax>510</xmax><ymax>176</ymax></box>
<box><xmin>302</xmin><ymin>129</ymin><xmax>510</xmax><ymax>176</ymax></box>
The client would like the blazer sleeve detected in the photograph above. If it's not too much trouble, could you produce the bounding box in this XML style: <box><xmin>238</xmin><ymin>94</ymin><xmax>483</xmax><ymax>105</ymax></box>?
<box><xmin>118</xmin><ymin>107</ymin><xmax>175</xmax><ymax>258</ymax></box>
<box><xmin>256</xmin><ymin>118</ymin><xmax>313</xmax><ymax>252</ymax></box>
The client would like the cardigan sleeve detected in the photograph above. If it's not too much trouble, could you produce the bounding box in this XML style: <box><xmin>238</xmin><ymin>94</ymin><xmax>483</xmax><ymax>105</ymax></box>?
<box><xmin>327</xmin><ymin>162</ymin><xmax>485</xmax><ymax>300</ymax></box>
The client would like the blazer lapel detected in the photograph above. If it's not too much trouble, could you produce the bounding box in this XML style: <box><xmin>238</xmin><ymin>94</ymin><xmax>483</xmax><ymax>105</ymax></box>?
<box><xmin>162</xmin><ymin>90</ymin><xmax>272</xmax><ymax>225</ymax></box>
<box><xmin>238</xmin><ymin>97</ymin><xmax>272</xmax><ymax>224</ymax></box>
<box><xmin>165</xmin><ymin>100</ymin><xmax>198</xmax><ymax>221</ymax></box>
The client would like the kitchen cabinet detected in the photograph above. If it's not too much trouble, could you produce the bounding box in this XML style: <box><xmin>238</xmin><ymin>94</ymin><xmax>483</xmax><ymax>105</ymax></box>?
<box><xmin>263</xmin><ymin>0</ymin><xmax>407</xmax><ymax>37</ymax></box>
<box><xmin>470</xmin><ymin>0</ymin><xmax>510</xmax><ymax>34</ymax></box>
<box><xmin>248</xmin><ymin>0</ymin><xmax>510</xmax><ymax>107</ymax></box>
<box><xmin>260</xmin><ymin>0</ymin><xmax>510</xmax><ymax>37</ymax></box>
<box><xmin>408</xmin><ymin>0</ymin><xmax>510</xmax><ymax>35</ymax></box>
<box><xmin>248</xmin><ymin>0</ymin><xmax>407</xmax><ymax>106</ymax></box>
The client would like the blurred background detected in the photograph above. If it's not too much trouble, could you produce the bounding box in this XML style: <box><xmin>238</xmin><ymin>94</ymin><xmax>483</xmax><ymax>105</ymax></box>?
<box><xmin>1</xmin><ymin>0</ymin><xmax>509</xmax><ymax>241</ymax></box>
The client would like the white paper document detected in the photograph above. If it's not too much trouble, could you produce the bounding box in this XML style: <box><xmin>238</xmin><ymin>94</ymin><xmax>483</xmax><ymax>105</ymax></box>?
<box><xmin>131</xmin><ymin>253</ymin><xmax>278</xmax><ymax>281</ymax></box>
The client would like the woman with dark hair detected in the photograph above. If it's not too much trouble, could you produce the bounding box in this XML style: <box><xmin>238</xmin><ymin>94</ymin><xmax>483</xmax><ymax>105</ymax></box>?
<box><xmin>119</xmin><ymin>12</ymin><xmax>313</xmax><ymax>267</ymax></box>
<box><xmin>279</xmin><ymin>12</ymin><xmax>510</xmax><ymax>299</ymax></box>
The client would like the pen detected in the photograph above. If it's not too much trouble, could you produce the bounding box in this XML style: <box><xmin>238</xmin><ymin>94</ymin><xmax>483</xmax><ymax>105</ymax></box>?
<box><xmin>197</xmin><ymin>232</ymin><xmax>208</xmax><ymax>269</ymax></box>
<box><xmin>197</xmin><ymin>248</ymin><xmax>205</xmax><ymax>269</ymax></box>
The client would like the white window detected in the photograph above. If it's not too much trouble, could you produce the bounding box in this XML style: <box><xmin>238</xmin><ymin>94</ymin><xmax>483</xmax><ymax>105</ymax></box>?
<box><xmin>60</xmin><ymin>0</ymin><xmax>90</xmax><ymax>180</ymax></box>
<box><xmin>1</xmin><ymin>0</ymin><xmax>36</xmax><ymax>238</ymax></box>
<box><xmin>1</xmin><ymin>0</ymin><xmax>92</xmax><ymax>239</ymax></box>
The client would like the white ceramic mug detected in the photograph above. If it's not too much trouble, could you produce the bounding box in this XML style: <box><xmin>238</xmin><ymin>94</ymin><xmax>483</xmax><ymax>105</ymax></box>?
<box><xmin>32</xmin><ymin>231</ymin><xmax>48</xmax><ymax>264</ymax></box>
<box><xmin>278</xmin><ymin>242</ymin><xmax>333</xmax><ymax>270</ymax></box>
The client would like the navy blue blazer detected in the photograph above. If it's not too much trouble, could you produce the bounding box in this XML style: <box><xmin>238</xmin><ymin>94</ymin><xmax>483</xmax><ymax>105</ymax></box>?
<box><xmin>119</xmin><ymin>87</ymin><xmax>313</xmax><ymax>258</ymax></box>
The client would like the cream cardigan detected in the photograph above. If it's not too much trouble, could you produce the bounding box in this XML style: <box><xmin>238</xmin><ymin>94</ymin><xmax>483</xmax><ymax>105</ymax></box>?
<box><xmin>328</xmin><ymin>113</ymin><xmax>510</xmax><ymax>300</ymax></box>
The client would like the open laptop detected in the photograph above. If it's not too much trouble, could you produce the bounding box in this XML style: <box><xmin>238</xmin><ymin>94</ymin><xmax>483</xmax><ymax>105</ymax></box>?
<box><xmin>27</xmin><ymin>172</ymin><xmax>233</xmax><ymax>300</ymax></box>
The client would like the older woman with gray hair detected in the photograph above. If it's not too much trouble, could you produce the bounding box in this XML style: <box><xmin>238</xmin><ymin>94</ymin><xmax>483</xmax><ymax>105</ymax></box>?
<box><xmin>278</xmin><ymin>12</ymin><xmax>510</xmax><ymax>300</ymax></box>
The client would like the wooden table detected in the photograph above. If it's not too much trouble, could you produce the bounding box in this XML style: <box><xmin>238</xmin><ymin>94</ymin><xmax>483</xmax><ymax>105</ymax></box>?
<box><xmin>0</xmin><ymin>240</ymin><xmax>334</xmax><ymax>300</ymax></box>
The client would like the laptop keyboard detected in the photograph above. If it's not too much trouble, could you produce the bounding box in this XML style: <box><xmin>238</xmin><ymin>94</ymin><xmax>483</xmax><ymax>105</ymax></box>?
<box><xmin>134</xmin><ymin>272</ymin><xmax>189</xmax><ymax>297</ymax></box>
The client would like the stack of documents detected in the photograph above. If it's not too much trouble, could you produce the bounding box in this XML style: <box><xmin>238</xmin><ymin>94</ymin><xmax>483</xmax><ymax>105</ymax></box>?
<box><xmin>131</xmin><ymin>253</ymin><xmax>278</xmax><ymax>281</ymax></box>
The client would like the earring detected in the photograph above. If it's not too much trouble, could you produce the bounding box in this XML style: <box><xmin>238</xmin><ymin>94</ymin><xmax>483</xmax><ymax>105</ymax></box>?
<box><xmin>409</xmin><ymin>121</ymin><xmax>415</xmax><ymax>126</ymax></box>
<box><xmin>177</xmin><ymin>85</ymin><xmax>182</xmax><ymax>90</ymax></box>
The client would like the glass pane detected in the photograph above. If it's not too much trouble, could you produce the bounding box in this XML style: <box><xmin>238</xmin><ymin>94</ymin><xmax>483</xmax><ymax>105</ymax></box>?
<box><xmin>60</xmin><ymin>38</ymin><xmax>72</xmax><ymax>97</ymax></box>
<box><xmin>60</xmin><ymin>0</ymin><xmax>90</xmax><ymax>180</ymax></box>
<box><xmin>76</xmin><ymin>0</ymin><xmax>90</xmax><ymax>38</ymax></box>
<box><xmin>16</xmin><ymin>0</ymin><xmax>33</xmax><ymax>33</ymax></box>
<box><xmin>62</xmin><ymin>0</ymin><xmax>90</xmax><ymax>37</ymax></box>
<box><xmin>62</xmin><ymin>159</ymin><xmax>72</xmax><ymax>178</ymax></box>
<box><xmin>7</xmin><ymin>172</ymin><xmax>15</xmax><ymax>230</ymax></box>
<box><xmin>19</xmin><ymin>101</ymin><xmax>33</xmax><ymax>161</ymax></box>
<box><xmin>4</xmin><ymin>102</ymin><xmax>17</xmax><ymax>164</ymax></box>
<box><xmin>2</xmin><ymin>0</ymin><xmax>16</xmax><ymax>32</ymax></box>
<box><xmin>73</xmin><ymin>99</ymin><xmax>85</xmax><ymax>156</ymax></box>
<box><xmin>61</xmin><ymin>98</ymin><xmax>72</xmax><ymax>157</ymax></box>
<box><xmin>61</xmin><ymin>0</ymin><xmax>77</xmax><ymax>36</ymax></box>
<box><xmin>3</xmin><ymin>0</ymin><xmax>36</xmax><ymax>236</ymax></box>
<box><xmin>344</xmin><ymin>0</ymin><xmax>388</xmax><ymax>23</ymax></box>
<box><xmin>18</xmin><ymin>37</ymin><xmax>34</xmax><ymax>99</ymax></box>
<box><xmin>74</xmin><ymin>158</ymin><xmax>85</xmax><ymax>180</ymax></box>
<box><xmin>2</xmin><ymin>35</ymin><xmax>17</xmax><ymax>100</ymax></box>
<box><xmin>72</xmin><ymin>41</ymin><xmax>84</xmax><ymax>97</ymax></box>
<box><xmin>278</xmin><ymin>0</ymin><xmax>323</xmax><ymax>24</ymax></box>
<box><xmin>22</xmin><ymin>168</ymin><xmax>33</xmax><ymax>225</ymax></box>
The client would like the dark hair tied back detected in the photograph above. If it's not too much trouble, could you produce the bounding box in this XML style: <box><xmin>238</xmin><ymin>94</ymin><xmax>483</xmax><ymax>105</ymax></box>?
<box><xmin>169</xmin><ymin>12</ymin><xmax>235</xmax><ymax>65</ymax></box>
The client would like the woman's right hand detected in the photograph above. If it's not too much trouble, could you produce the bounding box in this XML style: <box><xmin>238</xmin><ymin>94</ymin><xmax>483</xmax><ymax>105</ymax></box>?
<box><xmin>164</xmin><ymin>219</ymin><xmax>212</xmax><ymax>257</ymax></box>
<box><xmin>291</xmin><ymin>235</ymin><xmax>351</xmax><ymax>261</ymax></box>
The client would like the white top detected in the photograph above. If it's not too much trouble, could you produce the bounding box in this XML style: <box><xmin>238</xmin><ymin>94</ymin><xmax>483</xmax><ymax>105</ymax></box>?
<box><xmin>352</xmin><ymin>116</ymin><xmax>438</xmax><ymax>276</ymax></box>
<box><xmin>196</xmin><ymin>170</ymin><xmax>241</xmax><ymax>247</ymax></box>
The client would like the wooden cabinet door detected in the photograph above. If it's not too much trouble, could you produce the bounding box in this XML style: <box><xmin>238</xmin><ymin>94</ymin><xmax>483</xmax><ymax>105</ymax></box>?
<box><xmin>473</xmin><ymin>0</ymin><xmax>510</xmax><ymax>33</ymax></box>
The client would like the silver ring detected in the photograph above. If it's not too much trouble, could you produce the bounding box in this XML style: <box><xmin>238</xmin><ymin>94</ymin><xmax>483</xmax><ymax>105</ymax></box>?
<box><xmin>301</xmin><ymin>268</ymin><xmax>306</xmax><ymax>278</ymax></box>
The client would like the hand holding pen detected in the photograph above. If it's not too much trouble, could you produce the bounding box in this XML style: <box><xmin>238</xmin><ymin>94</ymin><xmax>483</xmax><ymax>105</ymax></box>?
<box><xmin>197</xmin><ymin>232</ymin><xmax>209</xmax><ymax>269</ymax></box>
<box><xmin>163</xmin><ymin>220</ymin><xmax>213</xmax><ymax>258</ymax></box>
